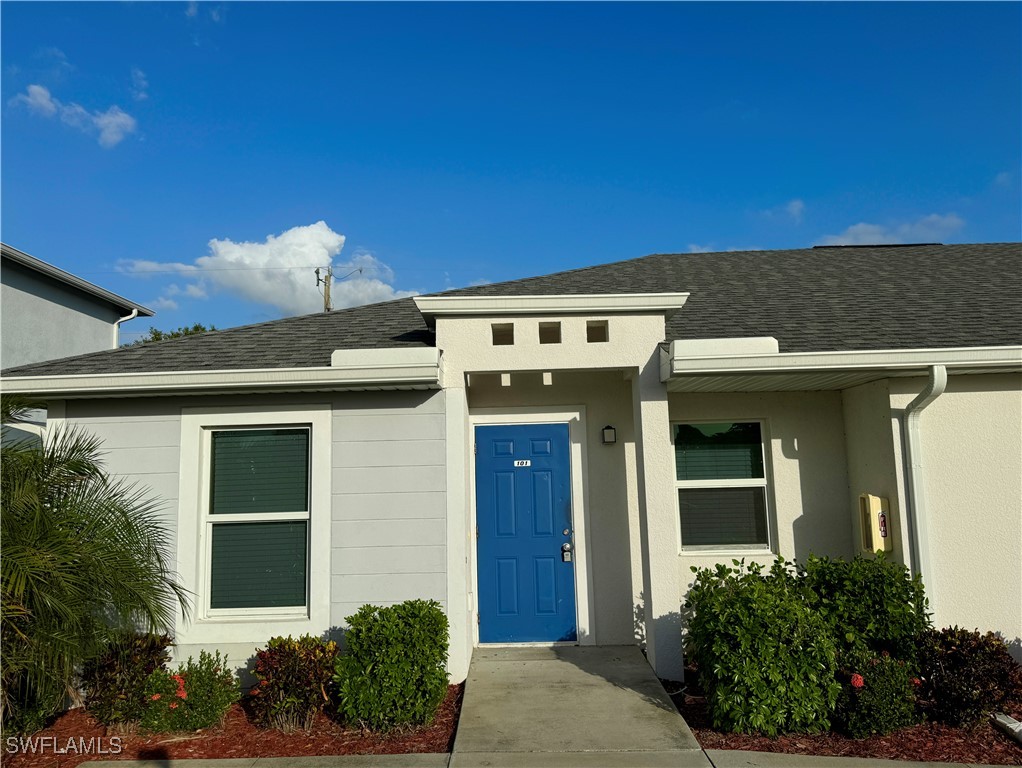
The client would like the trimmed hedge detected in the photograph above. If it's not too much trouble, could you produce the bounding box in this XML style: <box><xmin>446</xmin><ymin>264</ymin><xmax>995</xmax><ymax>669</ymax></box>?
<box><xmin>685</xmin><ymin>559</ymin><xmax>840</xmax><ymax>736</ymax></box>
<box><xmin>333</xmin><ymin>599</ymin><xmax>449</xmax><ymax>730</ymax></box>
<box><xmin>835</xmin><ymin>651</ymin><xmax>920</xmax><ymax>738</ymax></box>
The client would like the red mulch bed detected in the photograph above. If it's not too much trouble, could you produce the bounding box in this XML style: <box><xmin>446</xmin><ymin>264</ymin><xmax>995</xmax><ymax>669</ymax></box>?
<box><xmin>5</xmin><ymin>684</ymin><xmax>463</xmax><ymax>768</ymax></box>
<box><xmin>663</xmin><ymin>679</ymin><xmax>1022</xmax><ymax>765</ymax></box>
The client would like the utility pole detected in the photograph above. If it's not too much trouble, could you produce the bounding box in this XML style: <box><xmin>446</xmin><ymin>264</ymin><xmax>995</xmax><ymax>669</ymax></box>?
<box><xmin>315</xmin><ymin>266</ymin><xmax>333</xmax><ymax>312</ymax></box>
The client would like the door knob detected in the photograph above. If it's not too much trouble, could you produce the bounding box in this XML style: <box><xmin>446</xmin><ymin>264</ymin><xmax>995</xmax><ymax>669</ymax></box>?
<box><xmin>561</xmin><ymin>542</ymin><xmax>573</xmax><ymax>552</ymax></box>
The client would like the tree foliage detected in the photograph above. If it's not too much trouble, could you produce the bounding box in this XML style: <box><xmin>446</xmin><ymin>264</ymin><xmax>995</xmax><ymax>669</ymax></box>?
<box><xmin>130</xmin><ymin>323</ymin><xmax>217</xmax><ymax>345</ymax></box>
<box><xmin>1</xmin><ymin>396</ymin><xmax>188</xmax><ymax>732</ymax></box>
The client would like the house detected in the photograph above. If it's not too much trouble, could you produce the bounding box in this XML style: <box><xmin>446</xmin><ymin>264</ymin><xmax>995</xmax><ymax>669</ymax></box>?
<box><xmin>2</xmin><ymin>242</ymin><xmax>1020</xmax><ymax>679</ymax></box>
<box><xmin>1</xmin><ymin>243</ymin><xmax>154</xmax><ymax>369</ymax></box>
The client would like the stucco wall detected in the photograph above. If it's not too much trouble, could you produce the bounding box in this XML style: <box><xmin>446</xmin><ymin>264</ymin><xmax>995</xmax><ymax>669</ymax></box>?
<box><xmin>60</xmin><ymin>390</ymin><xmax>448</xmax><ymax>673</ymax></box>
<box><xmin>467</xmin><ymin>370</ymin><xmax>640</xmax><ymax>646</ymax></box>
<box><xmin>1</xmin><ymin>261</ymin><xmax>125</xmax><ymax>368</ymax></box>
<box><xmin>842</xmin><ymin>379</ymin><xmax>906</xmax><ymax>562</ymax></box>
<box><xmin>888</xmin><ymin>373</ymin><xmax>1022</xmax><ymax>656</ymax></box>
<box><xmin>667</xmin><ymin>390</ymin><xmax>852</xmax><ymax>594</ymax></box>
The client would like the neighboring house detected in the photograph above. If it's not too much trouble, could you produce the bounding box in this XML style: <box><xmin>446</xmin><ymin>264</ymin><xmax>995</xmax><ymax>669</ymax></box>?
<box><xmin>1</xmin><ymin>242</ymin><xmax>153</xmax><ymax>370</ymax></box>
<box><xmin>2</xmin><ymin>242</ymin><xmax>1020</xmax><ymax>679</ymax></box>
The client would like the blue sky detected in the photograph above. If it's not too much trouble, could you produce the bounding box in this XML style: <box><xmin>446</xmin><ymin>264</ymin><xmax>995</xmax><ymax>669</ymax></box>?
<box><xmin>3</xmin><ymin>2</ymin><xmax>1019</xmax><ymax>340</ymax></box>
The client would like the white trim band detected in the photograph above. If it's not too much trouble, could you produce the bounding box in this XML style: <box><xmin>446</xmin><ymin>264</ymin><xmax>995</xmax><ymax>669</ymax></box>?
<box><xmin>2</xmin><ymin>348</ymin><xmax>443</xmax><ymax>397</ymax></box>
<box><xmin>415</xmin><ymin>293</ymin><xmax>690</xmax><ymax>322</ymax></box>
<box><xmin>663</xmin><ymin>344</ymin><xmax>1022</xmax><ymax>381</ymax></box>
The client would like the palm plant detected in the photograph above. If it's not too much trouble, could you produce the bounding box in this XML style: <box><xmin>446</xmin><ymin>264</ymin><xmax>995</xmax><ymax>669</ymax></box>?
<box><xmin>1</xmin><ymin>395</ymin><xmax>188</xmax><ymax>732</ymax></box>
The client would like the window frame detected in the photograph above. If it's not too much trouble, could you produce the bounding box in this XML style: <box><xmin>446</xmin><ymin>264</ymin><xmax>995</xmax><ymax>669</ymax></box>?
<box><xmin>202</xmin><ymin>425</ymin><xmax>312</xmax><ymax>618</ymax></box>
<box><xmin>177</xmin><ymin>405</ymin><xmax>332</xmax><ymax>646</ymax></box>
<box><xmin>672</xmin><ymin>418</ymin><xmax>774</xmax><ymax>554</ymax></box>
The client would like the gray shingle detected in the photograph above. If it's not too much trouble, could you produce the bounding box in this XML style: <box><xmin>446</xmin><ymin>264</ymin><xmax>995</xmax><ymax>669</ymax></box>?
<box><xmin>3</xmin><ymin>243</ymin><xmax>1019</xmax><ymax>378</ymax></box>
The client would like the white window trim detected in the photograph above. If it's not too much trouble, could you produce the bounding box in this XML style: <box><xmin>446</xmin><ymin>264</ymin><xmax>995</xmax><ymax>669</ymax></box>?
<box><xmin>673</xmin><ymin>419</ymin><xmax>774</xmax><ymax>555</ymax></box>
<box><xmin>176</xmin><ymin>404</ymin><xmax>331</xmax><ymax>646</ymax></box>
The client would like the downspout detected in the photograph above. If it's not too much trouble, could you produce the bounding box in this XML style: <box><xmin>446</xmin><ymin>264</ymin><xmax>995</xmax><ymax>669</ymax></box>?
<box><xmin>113</xmin><ymin>308</ymin><xmax>139</xmax><ymax>348</ymax></box>
<box><xmin>902</xmin><ymin>364</ymin><xmax>948</xmax><ymax>610</ymax></box>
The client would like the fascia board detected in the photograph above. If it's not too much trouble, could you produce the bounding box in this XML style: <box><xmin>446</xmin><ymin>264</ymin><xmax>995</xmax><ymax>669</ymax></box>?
<box><xmin>665</xmin><ymin>344</ymin><xmax>1022</xmax><ymax>379</ymax></box>
<box><xmin>414</xmin><ymin>293</ymin><xmax>690</xmax><ymax>321</ymax></box>
<box><xmin>1</xmin><ymin>354</ymin><xmax>442</xmax><ymax>398</ymax></box>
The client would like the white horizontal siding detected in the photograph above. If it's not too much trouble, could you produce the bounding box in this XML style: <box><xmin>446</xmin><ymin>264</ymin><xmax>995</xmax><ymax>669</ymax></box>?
<box><xmin>332</xmin><ymin>518</ymin><xmax>446</xmax><ymax>548</ymax></box>
<box><xmin>332</xmin><ymin>545</ymin><xmax>446</xmax><ymax>575</ymax></box>
<box><xmin>330</xmin><ymin>391</ymin><xmax>447</xmax><ymax>629</ymax></box>
<box><xmin>333</xmin><ymin>439</ymin><xmax>445</xmax><ymax>467</ymax></box>
<box><xmin>332</xmin><ymin>491</ymin><xmax>446</xmax><ymax>520</ymax></box>
<box><xmin>332</xmin><ymin>465</ymin><xmax>446</xmax><ymax>494</ymax></box>
<box><xmin>330</xmin><ymin>413</ymin><xmax>444</xmax><ymax>441</ymax></box>
<box><xmin>331</xmin><ymin>600</ymin><xmax>447</xmax><ymax>628</ymax></box>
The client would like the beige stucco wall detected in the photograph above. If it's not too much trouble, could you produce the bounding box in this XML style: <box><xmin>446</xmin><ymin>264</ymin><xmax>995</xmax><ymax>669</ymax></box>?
<box><xmin>888</xmin><ymin>373</ymin><xmax>1022</xmax><ymax>656</ymax></box>
<box><xmin>467</xmin><ymin>370</ymin><xmax>639</xmax><ymax>645</ymax></box>
<box><xmin>434</xmin><ymin>311</ymin><xmax>686</xmax><ymax>674</ymax></box>
<box><xmin>668</xmin><ymin>390</ymin><xmax>853</xmax><ymax>595</ymax></box>
<box><xmin>842</xmin><ymin>379</ymin><xmax>906</xmax><ymax>562</ymax></box>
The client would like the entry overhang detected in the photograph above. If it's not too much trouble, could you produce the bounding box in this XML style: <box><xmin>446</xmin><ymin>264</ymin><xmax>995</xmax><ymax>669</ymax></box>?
<box><xmin>661</xmin><ymin>343</ymin><xmax>1022</xmax><ymax>392</ymax></box>
<box><xmin>414</xmin><ymin>293</ymin><xmax>690</xmax><ymax>326</ymax></box>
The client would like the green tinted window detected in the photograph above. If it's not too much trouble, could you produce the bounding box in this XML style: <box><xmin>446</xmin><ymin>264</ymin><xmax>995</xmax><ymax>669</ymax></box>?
<box><xmin>674</xmin><ymin>422</ymin><xmax>764</xmax><ymax>481</ymax></box>
<box><xmin>210</xmin><ymin>428</ymin><xmax>309</xmax><ymax>514</ymax></box>
<box><xmin>210</xmin><ymin>521</ymin><xmax>307</xmax><ymax>608</ymax></box>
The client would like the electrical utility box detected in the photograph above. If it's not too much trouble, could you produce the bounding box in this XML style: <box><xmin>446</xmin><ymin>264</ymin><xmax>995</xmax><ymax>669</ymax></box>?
<box><xmin>859</xmin><ymin>493</ymin><xmax>893</xmax><ymax>554</ymax></box>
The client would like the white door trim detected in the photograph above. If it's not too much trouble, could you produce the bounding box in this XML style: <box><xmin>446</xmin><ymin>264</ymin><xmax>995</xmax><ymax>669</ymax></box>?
<box><xmin>469</xmin><ymin>406</ymin><xmax>595</xmax><ymax>647</ymax></box>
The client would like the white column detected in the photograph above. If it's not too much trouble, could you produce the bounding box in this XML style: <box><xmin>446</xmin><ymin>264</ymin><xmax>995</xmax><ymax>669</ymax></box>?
<box><xmin>632</xmin><ymin>352</ymin><xmax>684</xmax><ymax>679</ymax></box>
<box><xmin>444</xmin><ymin>385</ymin><xmax>473</xmax><ymax>682</ymax></box>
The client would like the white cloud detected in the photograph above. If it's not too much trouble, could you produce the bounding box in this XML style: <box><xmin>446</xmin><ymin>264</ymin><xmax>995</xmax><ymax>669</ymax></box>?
<box><xmin>10</xmin><ymin>84</ymin><xmax>137</xmax><ymax>147</ymax></box>
<box><xmin>993</xmin><ymin>171</ymin><xmax>1012</xmax><ymax>189</ymax></box>
<box><xmin>185</xmin><ymin>1</ymin><xmax>198</xmax><ymax>17</ymax></box>
<box><xmin>13</xmin><ymin>84</ymin><xmax>58</xmax><ymax>116</ymax></box>
<box><xmin>131</xmin><ymin>68</ymin><xmax>149</xmax><ymax>101</ymax></box>
<box><xmin>121</xmin><ymin>221</ymin><xmax>417</xmax><ymax>317</ymax></box>
<box><xmin>687</xmin><ymin>243</ymin><xmax>713</xmax><ymax>253</ymax></box>
<box><xmin>760</xmin><ymin>198</ymin><xmax>805</xmax><ymax>224</ymax></box>
<box><xmin>816</xmin><ymin>213</ymin><xmax>964</xmax><ymax>246</ymax></box>
<box><xmin>150</xmin><ymin>296</ymin><xmax>179</xmax><ymax>311</ymax></box>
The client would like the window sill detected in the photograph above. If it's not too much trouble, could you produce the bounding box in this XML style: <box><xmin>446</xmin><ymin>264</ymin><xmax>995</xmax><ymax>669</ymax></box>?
<box><xmin>679</xmin><ymin>548</ymin><xmax>775</xmax><ymax>558</ymax></box>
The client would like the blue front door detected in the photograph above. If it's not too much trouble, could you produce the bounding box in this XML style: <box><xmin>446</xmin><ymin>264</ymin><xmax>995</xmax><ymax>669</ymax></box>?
<box><xmin>476</xmin><ymin>423</ymin><xmax>577</xmax><ymax>643</ymax></box>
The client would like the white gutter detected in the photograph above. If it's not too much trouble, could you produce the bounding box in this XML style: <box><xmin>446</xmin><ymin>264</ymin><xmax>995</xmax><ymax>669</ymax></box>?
<box><xmin>662</xmin><ymin>343</ymin><xmax>1022</xmax><ymax>381</ymax></box>
<box><xmin>902</xmin><ymin>364</ymin><xmax>948</xmax><ymax>606</ymax></box>
<box><xmin>112</xmin><ymin>308</ymin><xmax>139</xmax><ymax>348</ymax></box>
<box><xmin>415</xmin><ymin>293</ymin><xmax>690</xmax><ymax>324</ymax></box>
<box><xmin>1</xmin><ymin>348</ymin><xmax>443</xmax><ymax>398</ymax></box>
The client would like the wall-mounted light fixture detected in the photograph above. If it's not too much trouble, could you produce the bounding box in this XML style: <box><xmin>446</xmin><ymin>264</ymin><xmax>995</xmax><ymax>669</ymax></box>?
<box><xmin>602</xmin><ymin>425</ymin><xmax>617</xmax><ymax>445</ymax></box>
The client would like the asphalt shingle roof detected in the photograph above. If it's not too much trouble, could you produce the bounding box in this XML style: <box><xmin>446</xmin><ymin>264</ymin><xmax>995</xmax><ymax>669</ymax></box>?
<box><xmin>4</xmin><ymin>243</ymin><xmax>1019</xmax><ymax>377</ymax></box>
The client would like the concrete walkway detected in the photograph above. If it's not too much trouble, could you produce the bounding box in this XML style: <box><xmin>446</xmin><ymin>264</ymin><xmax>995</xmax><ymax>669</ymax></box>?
<box><xmin>450</xmin><ymin>645</ymin><xmax>707</xmax><ymax>767</ymax></box>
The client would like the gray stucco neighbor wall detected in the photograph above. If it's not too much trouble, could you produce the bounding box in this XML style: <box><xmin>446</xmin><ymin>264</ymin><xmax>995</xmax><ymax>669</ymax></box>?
<box><xmin>1</xmin><ymin>260</ymin><xmax>130</xmax><ymax>368</ymax></box>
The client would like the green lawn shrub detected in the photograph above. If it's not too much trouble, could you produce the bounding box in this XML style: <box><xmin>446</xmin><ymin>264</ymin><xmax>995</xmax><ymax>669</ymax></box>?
<box><xmin>802</xmin><ymin>553</ymin><xmax>929</xmax><ymax>663</ymax></box>
<box><xmin>333</xmin><ymin>599</ymin><xmax>449</xmax><ymax>730</ymax></box>
<box><xmin>918</xmin><ymin>627</ymin><xmax>1022</xmax><ymax>727</ymax></box>
<box><xmin>141</xmin><ymin>651</ymin><xmax>239</xmax><ymax>732</ymax></box>
<box><xmin>685</xmin><ymin>559</ymin><xmax>840</xmax><ymax>736</ymax></box>
<box><xmin>834</xmin><ymin>650</ymin><xmax>920</xmax><ymax>738</ymax></box>
<box><xmin>81</xmin><ymin>632</ymin><xmax>173</xmax><ymax>726</ymax></box>
<box><xmin>248</xmin><ymin>635</ymin><xmax>339</xmax><ymax>732</ymax></box>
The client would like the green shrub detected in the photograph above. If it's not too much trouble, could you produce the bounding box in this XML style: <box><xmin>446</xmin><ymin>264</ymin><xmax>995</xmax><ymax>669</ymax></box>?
<box><xmin>82</xmin><ymin>632</ymin><xmax>173</xmax><ymax>726</ymax></box>
<box><xmin>684</xmin><ymin>559</ymin><xmax>840</xmax><ymax>736</ymax></box>
<box><xmin>802</xmin><ymin>554</ymin><xmax>929</xmax><ymax>662</ymax></box>
<box><xmin>248</xmin><ymin>635</ymin><xmax>339</xmax><ymax>732</ymax></box>
<box><xmin>140</xmin><ymin>651</ymin><xmax>239</xmax><ymax>732</ymax></box>
<box><xmin>333</xmin><ymin>599</ymin><xmax>449</xmax><ymax>730</ymax></box>
<box><xmin>835</xmin><ymin>650</ymin><xmax>920</xmax><ymax>738</ymax></box>
<box><xmin>918</xmin><ymin>627</ymin><xmax>1022</xmax><ymax>727</ymax></box>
